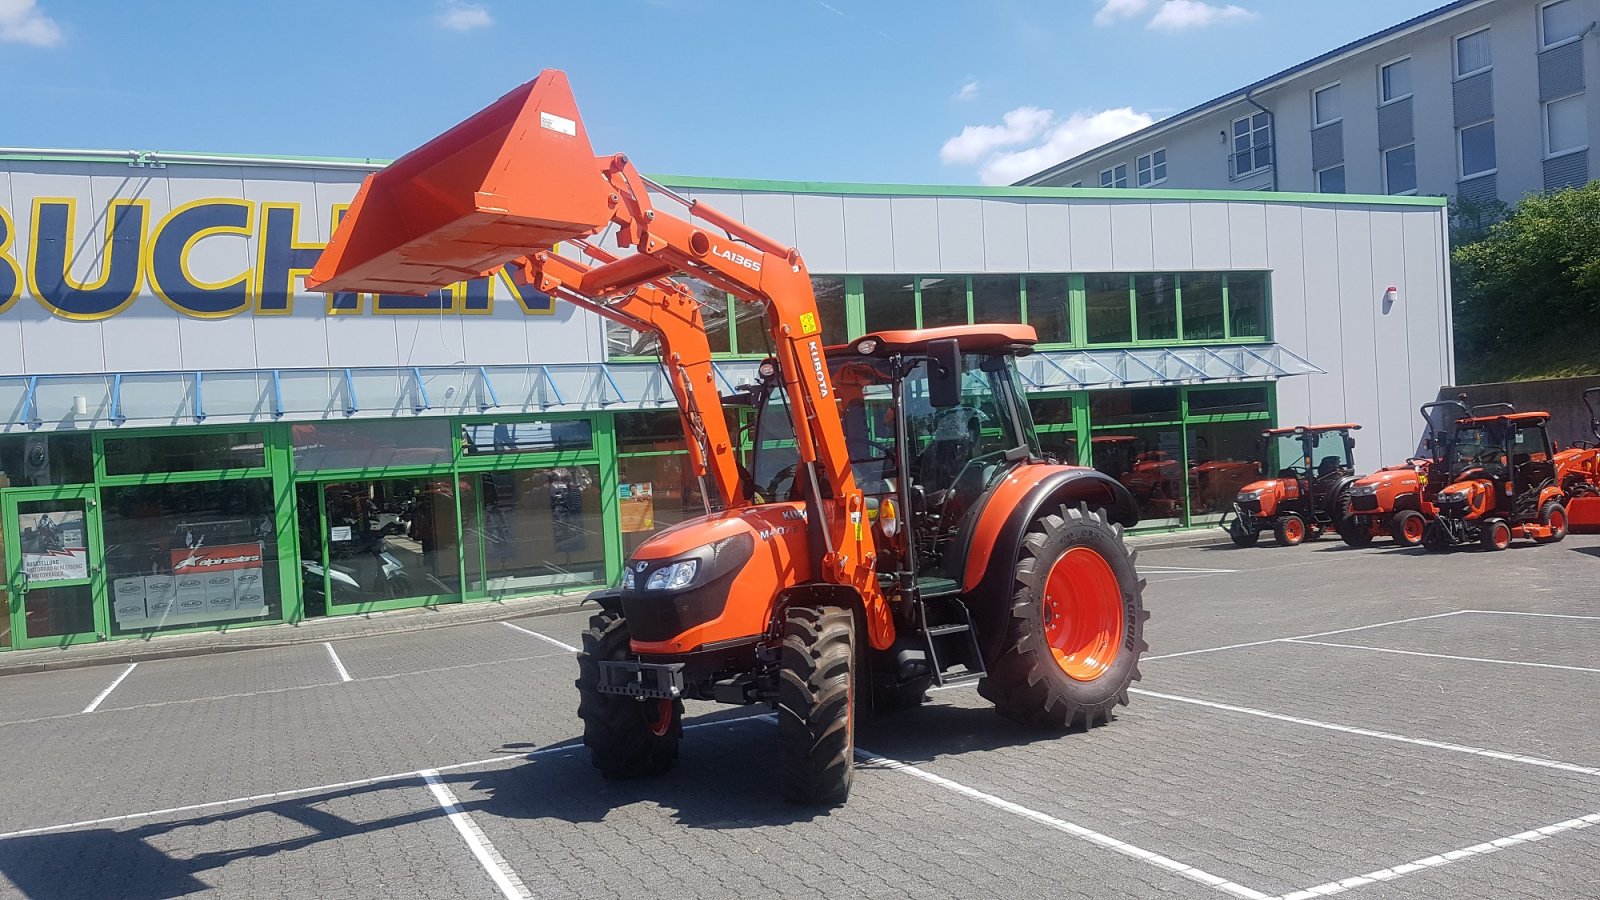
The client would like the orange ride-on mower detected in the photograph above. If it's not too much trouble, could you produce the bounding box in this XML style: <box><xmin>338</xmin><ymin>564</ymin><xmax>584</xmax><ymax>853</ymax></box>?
<box><xmin>1557</xmin><ymin>387</ymin><xmax>1600</xmax><ymax>532</ymax></box>
<box><xmin>305</xmin><ymin>69</ymin><xmax>1148</xmax><ymax>806</ymax></box>
<box><xmin>1224</xmin><ymin>424</ymin><xmax>1361</xmax><ymax>547</ymax></box>
<box><xmin>1423</xmin><ymin>411</ymin><xmax>1569</xmax><ymax>551</ymax></box>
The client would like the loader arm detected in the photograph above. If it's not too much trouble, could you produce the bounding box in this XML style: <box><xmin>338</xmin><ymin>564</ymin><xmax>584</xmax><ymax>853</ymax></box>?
<box><xmin>304</xmin><ymin>69</ymin><xmax>891</xmax><ymax>649</ymax></box>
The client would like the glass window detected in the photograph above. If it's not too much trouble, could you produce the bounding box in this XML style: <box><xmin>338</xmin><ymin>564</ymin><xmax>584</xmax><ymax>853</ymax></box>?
<box><xmin>1542</xmin><ymin>0</ymin><xmax>1584</xmax><ymax>47</ymax></box>
<box><xmin>305</xmin><ymin>477</ymin><xmax>463</xmax><ymax>609</ymax></box>
<box><xmin>606</xmin><ymin>277</ymin><xmax>731</xmax><ymax>357</ymax></box>
<box><xmin>102</xmin><ymin>431</ymin><xmax>265</xmax><ymax>476</ymax></box>
<box><xmin>467</xmin><ymin>466</ymin><xmax>604</xmax><ymax>594</ymax></box>
<box><xmin>1030</xmin><ymin>396</ymin><xmax>1078</xmax><ymax>463</ymax></box>
<box><xmin>863</xmin><ymin>275</ymin><xmax>916</xmax><ymax>332</ymax></box>
<box><xmin>1227</xmin><ymin>273</ymin><xmax>1268</xmax><ymax>338</ymax></box>
<box><xmin>813</xmin><ymin>276</ymin><xmax>848</xmax><ymax>343</ymax></box>
<box><xmin>1546</xmin><ymin>94</ymin><xmax>1588</xmax><ymax>156</ymax></box>
<box><xmin>1091</xmin><ymin>426</ymin><xmax>1185</xmax><ymax>528</ymax></box>
<box><xmin>1381</xmin><ymin>58</ymin><xmax>1412</xmax><ymax>103</ymax></box>
<box><xmin>1029</xmin><ymin>396</ymin><xmax>1075</xmax><ymax>429</ymax></box>
<box><xmin>1456</xmin><ymin>29</ymin><xmax>1491</xmax><ymax>77</ymax></box>
<box><xmin>0</xmin><ymin>433</ymin><xmax>93</xmax><ymax>487</ymax></box>
<box><xmin>1188</xmin><ymin>386</ymin><xmax>1270</xmax><ymax>415</ymax></box>
<box><xmin>919</xmin><ymin>276</ymin><xmax>968</xmax><ymax>328</ymax></box>
<box><xmin>1459</xmin><ymin>121</ymin><xmax>1497</xmax><ymax>178</ymax></box>
<box><xmin>462</xmin><ymin>419</ymin><xmax>593</xmax><ymax>455</ymax></box>
<box><xmin>1317</xmin><ymin>165</ymin><xmax>1346</xmax><ymax>194</ymax></box>
<box><xmin>1313</xmin><ymin>84</ymin><xmax>1341</xmax><ymax>126</ymax></box>
<box><xmin>1231</xmin><ymin>112</ymin><xmax>1273</xmax><ymax>178</ymax></box>
<box><xmin>1084</xmin><ymin>274</ymin><xmax>1133</xmax><ymax>344</ymax></box>
<box><xmin>1136</xmin><ymin>149</ymin><xmax>1167</xmax><ymax>187</ymax></box>
<box><xmin>1134</xmin><ymin>274</ymin><xmax>1178</xmax><ymax>342</ymax></box>
<box><xmin>291</xmin><ymin>420</ymin><xmax>453</xmax><ymax>471</ymax></box>
<box><xmin>1090</xmin><ymin>387</ymin><xmax>1181</xmax><ymax>426</ymax></box>
<box><xmin>971</xmin><ymin>275</ymin><xmax>1023</xmax><ymax>326</ymax></box>
<box><xmin>1025</xmin><ymin>274</ymin><xmax>1072</xmax><ymax>344</ymax></box>
<box><xmin>732</xmin><ymin>298</ymin><xmax>770</xmax><ymax>356</ymax></box>
<box><xmin>1384</xmin><ymin>144</ymin><xmax>1417</xmax><ymax>194</ymax></box>
<box><xmin>1099</xmin><ymin>164</ymin><xmax>1128</xmax><ymax>188</ymax></box>
<box><xmin>1180</xmin><ymin>273</ymin><xmax>1225</xmax><ymax>341</ymax></box>
<box><xmin>619</xmin><ymin>454</ymin><xmax>712</xmax><ymax>555</ymax></box>
<box><xmin>1187</xmin><ymin>420</ymin><xmax>1267</xmax><ymax>524</ymax></box>
<box><xmin>615</xmin><ymin>411</ymin><xmax>687</xmax><ymax>454</ymax></box>
<box><xmin>103</xmin><ymin>479</ymin><xmax>282</xmax><ymax>635</ymax></box>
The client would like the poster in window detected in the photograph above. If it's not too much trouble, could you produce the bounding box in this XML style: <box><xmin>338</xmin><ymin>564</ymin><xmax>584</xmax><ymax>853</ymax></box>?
<box><xmin>18</xmin><ymin>508</ymin><xmax>88</xmax><ymax>582</ymax></box>
<box><xmin>618</xmin><ymin>482</ymin><xmax>655</xmax><ymax>533</ymax></box>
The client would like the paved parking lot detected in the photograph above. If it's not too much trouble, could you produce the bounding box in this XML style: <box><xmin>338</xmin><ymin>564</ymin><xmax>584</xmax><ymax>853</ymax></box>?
<box><xmin>1</xmin><ymin>533</ymin><xmax>1597</xmax><ymax>899</ymax></box>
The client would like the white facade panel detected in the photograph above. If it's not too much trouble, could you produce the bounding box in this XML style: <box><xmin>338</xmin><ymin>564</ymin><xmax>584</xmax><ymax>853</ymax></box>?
<box><xmin>1335</xmin><ymin>208</ymin><xmax>1383</xmax><ymax>471</ymax></box>
<box><xmin>889</xmin><ymin>197</ymin><xmax>941</xmax><ymax>273</ymax></box>
<box><xmin>1023</xmin><ymin>202</ymin><xmax>1073</xmax><ymax>271</ymax></box>
<box><xmin>841</xmin><ymin>195</ymin><xmax>894</xmax><ymax>272</ymax></box>
<box><xmin>1263</xmin><ymin>203</ymin><xmax>1312</xmax><ymax>427</ymax></box>
<box><xmin>1148</xmin><ymin>203</ymin><xmax>1194</xmax><ymax>270</ymax></box>
<box><xmin>979</xmin><ymin>199</ymin><xmax>1030</xmax><ymax>272</ymax></box>
<box><xmin>1066</xmin><ymin>204</ymin><xmax>1114</xmax><ymax>270</ymax></box>
<box><xmin>935</xmin><ymin>197</ymin><xmax>986</xmax><ymax>272</ymax></box>
<box><xmin>1108</xmin><ymin>203</ymin><xmax>1155</xmax><ymax>270</ymax></box>
<box><xmin>792</xmin><ymin>194</ymin><xmax>848</xmax><ymax>273</ymax></box>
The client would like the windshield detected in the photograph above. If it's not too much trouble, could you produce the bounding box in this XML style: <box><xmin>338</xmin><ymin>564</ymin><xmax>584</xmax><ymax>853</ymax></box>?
<box><xmin>1270</xmin><ymin>431</ymin><xmax>1349</xmax><ymax>478</ymax></box>
<box><xmin>1448</xmin><ymin>425</ymin><xmax>1507</xmax><ymax>476</ymax></box>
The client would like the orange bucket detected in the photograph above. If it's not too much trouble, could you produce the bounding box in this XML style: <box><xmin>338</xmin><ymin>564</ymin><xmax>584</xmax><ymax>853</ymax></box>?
<box><xmin>307</xmin><ymin>69</ymin><xmax>612</xmax><ymax>296</ymax></box>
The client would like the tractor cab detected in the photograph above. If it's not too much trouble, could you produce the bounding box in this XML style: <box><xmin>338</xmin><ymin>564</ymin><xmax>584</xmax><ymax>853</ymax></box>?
<box><xmin>1425</xmin><ymin>412</ymin><xmax>1567</xmax><ymax>550</ymax></box>
<box><xmin>1225</xmin><ymin>424</ymin><xmax>1360</xmax><ymax>547</ymax></box>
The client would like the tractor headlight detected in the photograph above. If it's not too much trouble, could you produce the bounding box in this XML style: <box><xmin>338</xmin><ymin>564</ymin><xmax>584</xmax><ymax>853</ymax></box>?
<box><xmin>1236</xmin><ymin>489</ymin><xmax>1265</xmax><ymax>502</ymax></box>
<box><xmin>1349</xmin><ymin>484</ymin><xmax>1378</xmax><ymax>496</ymax></box>
<box><xmin>621</xmin><ymin>567</ymin><xmax>636</xmax><ymax>591</ymax></box>
<box><xmin>644</xmin><ymin>559</ymin><xmax>700</xmax><ymax>591</ymax></box>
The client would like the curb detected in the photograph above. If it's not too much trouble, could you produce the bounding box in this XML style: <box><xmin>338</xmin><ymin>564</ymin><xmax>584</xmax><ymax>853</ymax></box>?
<box><xmin>1126</xmin><ymin>529</ymin><xmax>1232</xmax><ymax>551</ymax></box>
<box><xmin>0</xmin><ymin>594</ymin><xmax>592</xmax><ymax>678</ymax></box>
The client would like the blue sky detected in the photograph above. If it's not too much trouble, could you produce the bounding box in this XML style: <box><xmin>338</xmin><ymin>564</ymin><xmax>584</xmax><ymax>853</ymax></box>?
<box><xmin>1</xmin><ymin>0</ymin><xmax>1450</xmax><ymax>185</ymax></box>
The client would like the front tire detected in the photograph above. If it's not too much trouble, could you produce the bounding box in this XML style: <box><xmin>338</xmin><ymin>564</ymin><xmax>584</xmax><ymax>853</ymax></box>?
<box><xmin>979</xmin><ymin>504</ymin><xmax>1146</xmax><ymax>730</ymax></box>
<box><xmin>1274</xmin><ymin>513</ymin><xmax>1307</xmax><ymax>547</ymax></box>
<box><xmin>575</xmin><ymin>611</ymin><xmax>683</xmax><ymax>779</ymax></box>
<box><xmin>1391</xmin><ymin>510</ymin><xmax>1426</xmax><ymax>547</ymax></box>
<box><xmin>1422</xmin><ymin>521</ymin><xmax>1454</xmax><ymax>552</ymax></box>
<box><xmin>777</xmin><ymin>605</ymin><xmax>856</xmax><ymax>806</ymax></box>
<box><xmin>1228</xmin><ymin>519</ymin><xmax>1260</xmax><ymax>547</ymax></box>
<box><xmin>1533</xmin><ymin>501</ymin><xmax>1568</xmax><ymax>544</ymax></box>
<box><xmin>1480</xmin><ymin>518</ymin><xmax>1512</xmax><ymax>551</ymax></box>
<box><xmin>1338</xmin><ymin>516</ymin><xmax>1373</xmax><ymax>547</ymax></box>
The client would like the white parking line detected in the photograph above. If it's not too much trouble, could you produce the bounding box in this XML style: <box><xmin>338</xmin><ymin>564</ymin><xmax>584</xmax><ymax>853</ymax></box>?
<box><xmin>1139</xmin><ymin>565</ymin><xmax>1240</xmax><ymax>574</ymax></box>
<box><xmin>421</xmin><ymin>769</ymin><xmax>531</xmax><ymax>900</ymax></box>
<box><xmin>1280</xmin><ymin>811</ymin><xmax>1600</xmax><ymax>900</ymax></box>
<box><xmin>858</xmin><ymin>748</ymin><xmax>1272</xmax><ymax>900</ymax></box>
<box><xmin>323</xmin><ymin>642</ymin><xmax>353</xmax><ymax>682</ymax></box>
<box><xmin>1285</xmin><ymin>639</ymin><xmax>1600</xmax><ymax>674</ymax></box>
<box><xmin>1464</xmin><ymin>610</ymin><xmax>1600</xmax><ymax>622</ymax></box>
<box><xmin>503</xmin><ymin>620</ymin><xmax>579</xmax><ymax>652</ymax></box>
<box><xmin>1143</xmin><ymin>610</ymin><xmax>1471</xmax><ymax>661</ymax></box>
<box><xmin>1129</xmin><ymin>688</ymin><xmax>1600</xmax><ymax>778</ymax></box>
<box><xmin>81</xmin><ymin>663</ymin><xmax>137</xmax><ymax>714</ymax></box>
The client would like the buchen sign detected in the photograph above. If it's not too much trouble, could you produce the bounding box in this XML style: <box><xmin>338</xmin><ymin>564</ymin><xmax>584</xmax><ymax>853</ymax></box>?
<box><xmin>0</xmin><ymin>198</ymin><xmax>556</xmax><ymax>321</ymax></box>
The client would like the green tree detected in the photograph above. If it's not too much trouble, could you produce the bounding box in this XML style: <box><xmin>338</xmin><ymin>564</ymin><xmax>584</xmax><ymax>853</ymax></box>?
<box><xmin>1452</xmin><ymin>182</ymin><xmax>1600</xmax><ymax>382</ymax></box>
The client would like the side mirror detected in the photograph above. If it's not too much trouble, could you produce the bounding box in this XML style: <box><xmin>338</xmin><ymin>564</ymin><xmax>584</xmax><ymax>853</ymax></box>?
<box><xmin>928</xmin><ymin>339</ymin><xmax>963</xmax><ymax>409</ymax></box>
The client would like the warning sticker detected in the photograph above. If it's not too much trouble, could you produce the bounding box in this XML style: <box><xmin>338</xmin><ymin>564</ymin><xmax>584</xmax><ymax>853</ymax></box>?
<box><xmin>799</xmin><ymin>312</ymin><xmax>819</xmax><ymax>336</ymax></box>
<box><xmin>539</xmin><ymin>111</ymin><xmax>577</xmax><ymax>136</ymax></box>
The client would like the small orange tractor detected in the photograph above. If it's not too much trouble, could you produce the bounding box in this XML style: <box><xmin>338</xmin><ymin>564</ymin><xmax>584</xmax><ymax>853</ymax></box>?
<box><xmin>1225</xmin><ymin>424</ymin><xmax>1361</xmax><ymax>546</ymax></box>
<box><xmin>1337</xmin><ymin>400</ymin><xmax>1512</xmax><ymax>547</ymax></box>
<box><xmin>1556</xmin><ymin>387</ymin><xmax>1600</xmax><ymax>533</ymax></box>
<box><xmin>306</xmin><ymin>70</ymin><xmax>1149</xmax><ymax>805</ymax></box>
<box><xmin>1422</xmin><ymin>410</ymin><xmax>1569</xmax><ymax>551</ymax></box>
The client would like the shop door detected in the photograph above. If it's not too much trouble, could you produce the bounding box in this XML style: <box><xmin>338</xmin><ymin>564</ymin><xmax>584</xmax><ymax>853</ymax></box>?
<box><xmin>3</xmin><ymin>487</ymin><xmax>106</xmax><ymax>648</ymax></box>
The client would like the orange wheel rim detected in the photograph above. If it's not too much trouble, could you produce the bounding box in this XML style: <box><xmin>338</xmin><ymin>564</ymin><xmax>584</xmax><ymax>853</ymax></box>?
<box><xmin>1552</xmin><ymin>509</ymin><xmax>1566</xmax><ymax>534</ymax></box>
<box><xmin>1494</xmin><ymin>525</ymin><xmax>1510</xmax><ymax>549</ymax></box>
<box><xmin>1285</xmin><ymin>519</ymin><xmax>1303</xmax><ymax>542</ymax></box>
<box><xmin>1403</xmin><ymin>516</ymin><xmax>1424</xmax><ymax>542</ymax></box>
<box><xmin>1042</xmin><ymin>547</ymin><xmax>1125</xmax><ymax>682</ymax></box>
<box><xmin>648</xmin><ymin>698</ymin><xmax>673</xmax><ymax>737</ymax></box>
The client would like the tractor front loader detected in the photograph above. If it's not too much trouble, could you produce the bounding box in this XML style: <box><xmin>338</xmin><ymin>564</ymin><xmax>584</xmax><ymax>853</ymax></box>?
<box><xmin>305</xmin><ymin>70</ymin><xmax>1148</xmax><ymax>805</ymax></box>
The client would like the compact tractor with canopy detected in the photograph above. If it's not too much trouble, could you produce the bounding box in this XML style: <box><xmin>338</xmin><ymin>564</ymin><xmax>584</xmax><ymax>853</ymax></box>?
<box><xmin>306</xmin><ymin>70</ymin><xmax>1148</xmax><ymax>805</ymax></box>
<box><xmin>1225</xmin><ymin>424</ymin><xmax>1360</xmax><ymax>547</ymax></box>
<box><xmin>1556</xmin><ymin>387</ymin><xmax>1600</xmax><ymax>532</ymax></box>
<box><xmin>1422</xmin><ymin>410</ymin><xmax>1569</xmax><ymax>551</ymax></box>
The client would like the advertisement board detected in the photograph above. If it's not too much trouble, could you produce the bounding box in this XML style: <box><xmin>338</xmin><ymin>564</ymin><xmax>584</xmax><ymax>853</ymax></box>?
<box><xmin>111</xmin><ymin>542</ymin><xmax>269</xmax><ymax>630</ymax></box>
<box><xmin>18</xmin><ymin>508</ymin><xmax>88</xmax><ymax>581</ymax></box>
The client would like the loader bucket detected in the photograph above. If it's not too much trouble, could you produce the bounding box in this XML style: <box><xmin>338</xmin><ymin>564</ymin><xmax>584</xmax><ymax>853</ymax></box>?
<box><xmin>307</xmin><ymin>68</ymin><xmax>613</xmax><ymax>296</ymax></box>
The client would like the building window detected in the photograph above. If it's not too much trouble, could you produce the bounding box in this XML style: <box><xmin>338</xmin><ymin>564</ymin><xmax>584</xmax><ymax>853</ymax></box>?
<box><xmin>1545</xmin><ymin>93</ymin><xmax>1588</xmax><ymax>157</ymax></box>
<box><xmin>1541</xmin><ymin>0</ymin><xmax>1585</xmax><ymax>49</ymax></box>
<box><xmin>1312</xmin><ymin>83</ymin><xmax>1341</xmax><ymax>127</ymax></box>
<box><xmin>918</xmin><ymin>276</ymin><xmax>968</xmax><ymax>328</ymax></box>
<box><xmin>1084</xmin><ymin>274</ymin><xmax>1133</xmax><ymax>344</ymax></box>
<box><xmin>1316</xmin><ymin>165</ymin><xmax>1346</xmax><ymax>194</ymax></box>
<box><xmin>1455</xmin><ymin>28</ymin><xmax>1492</xmax><ymax>78</ymax></box>
<box><xmin>862</xmin><ymin>275</ymin><xmax>915</xmax><ymax>332</ymax></box>
<box><xmin>1025</xmin><ymin>274</ymin><xmax>1072</xmax><ymax>344</ymax></box>
<box><xmin>1380</xmin><ymin>58</ymin><xmax>1412</xmax><ymax>104</ymax></box>
<box><xmin>1458</xmin><ymin>121</ymin><xmax>1497</xmax><ymax>179</ymax></box>
<box><xmin>1136</xmin><ymin>149</ymin><xmax>1167</xmax><ymax>186</ymax></box>
<box><xmin>1100</xmin><ymin>164</ymin><xmax>1128</xmax><ymax>188</ymax></box>
<box><xmin>1231</xmin><ymin>112</ymin><xmax>1272</xmax><ymax>178</ymax></box>
<box><xmin>1069</xmin><ymin>181</ymin><xmax>1084</xmax><ymax>188</ymax></box>
<box><xmin>1384</xmin><ymin>144</ymin><xmax>1418</xmax><ymax>195</ymax></box>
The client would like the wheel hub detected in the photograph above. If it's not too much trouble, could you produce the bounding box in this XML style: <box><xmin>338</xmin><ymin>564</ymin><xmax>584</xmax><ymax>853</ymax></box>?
<box><xmin>1041</xmin><ymin>547</ymin><xmax>1124</xmax><ymax>682</ymax></box>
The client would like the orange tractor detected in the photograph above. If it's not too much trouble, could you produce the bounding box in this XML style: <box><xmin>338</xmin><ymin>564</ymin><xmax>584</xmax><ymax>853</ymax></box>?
<box><xmin>1421</xmin><ymin>410</ymin><xmax>1570</xmax><ymax>551</ymax></box>
<box><xmin>1225</xmin><ymin>424</ymin><xmax>1361</xmax><ymax>547</ymax></box>
<box><xmin>306</xmin><ymin>70</ymin><xmax>1148</xmax><ymax>805</ymax></box>
<box><xmin>1556</xmin><ymin>387</ymin><xmax>1600</xmax><ymax>532</ymax></box>
<box><xmin>1337</xmin><ymin>400</ymin><xmax>1512</xmax><ymax>547</ymax></box>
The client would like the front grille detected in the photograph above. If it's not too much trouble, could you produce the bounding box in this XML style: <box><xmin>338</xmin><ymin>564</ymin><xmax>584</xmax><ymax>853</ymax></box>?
<box><xmin>1237</xmin><ymin>499</ymin><xmax>1261</xmax><ymax>515</ymax></box>
<box><xmin>1351</xmin><ymin>495</ymin><xmax>1379</xmax><ymax>512</ymax></box>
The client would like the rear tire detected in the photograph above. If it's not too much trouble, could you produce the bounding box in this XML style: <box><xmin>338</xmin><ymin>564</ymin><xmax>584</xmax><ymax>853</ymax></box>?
<box><xmin>1391</xmin><ymin>510</ymin><xmax>1426</xmax><ymax>547</ymax></box>
<box><xmin>1338</xmin><ymin>517</ymin><xmax>1373</xmax><ymax>547</ymax></box>
<box><xmin>1273</xmin><ymin>514</ymin><xmax>1307</xmax><ymax>547</ymax></box>
<box><xmin>575</xmin><ymin>611</ymin><xmax>683</xmax><ymax>778</ymax></box>
<box><xmin>1480</xmin><ymin>518</ymin><xmax>1512</xmax><ymax>551</ymax></box>
<box><xmin>777</xmin><ymin>605</ymin><xmax>856</xmax><ymax>805</ymax></box>
<box><xmin>979</xmin><ymin>504</ymin><xmax>1146</xmax><ymax>730</ymax></box>
<box><xmin>1533</xmin><ymin>501</ymin><xmax>1568</xmax><ymax>544</ymax></box>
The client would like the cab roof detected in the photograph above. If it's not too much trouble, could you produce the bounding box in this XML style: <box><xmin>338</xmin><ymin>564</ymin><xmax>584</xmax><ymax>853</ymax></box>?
<box><xmin>1460</xmin><ymin>411</ymin><xmax>1550</xmax><ymax>426</ymax></box>
<box><xmin>1262</xmin><ymin>423</ymin><xmax>1361</xmax><ymax>437</ymax></box>
<box><xmin>839</xmin><ymin>324</ymin><xmax>1037</xmax><ymax>358</ymax></box>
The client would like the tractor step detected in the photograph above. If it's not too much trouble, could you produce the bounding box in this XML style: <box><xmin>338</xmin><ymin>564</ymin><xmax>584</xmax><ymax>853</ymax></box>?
<box><xmin>917</xmin><ymin>597</ymin><xmax>987</xmax><ymax>687</ymax></box>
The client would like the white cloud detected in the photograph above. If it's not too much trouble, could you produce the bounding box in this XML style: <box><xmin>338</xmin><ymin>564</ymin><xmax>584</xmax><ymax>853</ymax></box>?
<box><xmin>943</xmin><ymin>106</ymin><xmax>1155</xmax><ymax>185</ymax></box>
<box><xmin>437</xmin><ymin>1</ymin><xmax>492</xmax><ymax>31</ymax></box>
<box><xmin>954</xmin><ymin>79</ymin><xmax>980</xmax><ymax>101</ymax></box>
<box><xmin>1147</xmin><ymin>0</ymin><xmax>1256</xmax><ymax>32</ymax></box>
<box><xmin>0</xmin><ymin>0</ymin><xmax>61</xmax><ymax>47</ymax></box>
<box><xmin>1093</xmin><ymin>0</ymin><xmax>1152</xmax><ymax>26</ymax></box>
<box><xmin>941</xmin><ymin>106</ymin><xmax>1054</xmax><ymax>166</ymax></box>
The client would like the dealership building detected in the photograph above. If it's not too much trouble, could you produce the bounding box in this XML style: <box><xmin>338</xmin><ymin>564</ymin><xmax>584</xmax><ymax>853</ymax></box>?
<box><xmin>0</xmin><ymin>151</ymin><xmax>1452</xmax><ymax>650</ymax></box>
